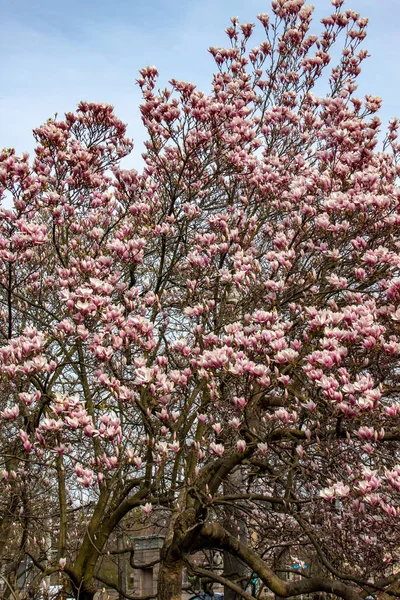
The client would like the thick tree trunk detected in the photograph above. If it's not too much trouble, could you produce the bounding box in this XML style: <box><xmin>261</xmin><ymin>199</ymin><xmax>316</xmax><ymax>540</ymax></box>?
<box><xmin>157</xmin><ymin>559</ymin><xmax>183</xmax><ymax>600</ymax></box>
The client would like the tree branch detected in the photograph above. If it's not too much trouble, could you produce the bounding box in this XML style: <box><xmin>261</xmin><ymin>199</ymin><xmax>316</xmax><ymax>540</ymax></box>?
<box><xmin>193</xmin><ymin>522</ymin><xmax>362</xmax><ymax>600</ymax></box>
<box><xmin>186</xmin><ymin>562</ymin><xmax>256</xmax><ymax>600</ymax></box>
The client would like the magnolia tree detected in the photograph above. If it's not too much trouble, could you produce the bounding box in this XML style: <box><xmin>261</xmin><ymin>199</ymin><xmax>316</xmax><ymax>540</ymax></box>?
<box><xmin>1</xmin><ymin>0</ymin><xmax>400</xmax><ymax>599</ymax></box>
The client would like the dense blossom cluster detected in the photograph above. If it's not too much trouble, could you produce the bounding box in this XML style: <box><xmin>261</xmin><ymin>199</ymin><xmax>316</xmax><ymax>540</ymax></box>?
<box><xmin>1</xmin><ymin>1</ymin><xmax>400</xmax><ymax>599</ymax></box>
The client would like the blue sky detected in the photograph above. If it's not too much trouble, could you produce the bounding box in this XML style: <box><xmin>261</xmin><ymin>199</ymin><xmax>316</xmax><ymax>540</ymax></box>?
<box><xmin>1</xmin><ymin>0</ymin><xmax>400</xmax><ymax>171</ymax></box>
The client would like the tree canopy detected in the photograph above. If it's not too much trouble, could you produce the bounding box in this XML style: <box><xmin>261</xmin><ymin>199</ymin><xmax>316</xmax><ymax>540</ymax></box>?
<box><xmin>1</xmin><ymin>1</ymin><xmax>400</xmax><ymax>599</ymax></box>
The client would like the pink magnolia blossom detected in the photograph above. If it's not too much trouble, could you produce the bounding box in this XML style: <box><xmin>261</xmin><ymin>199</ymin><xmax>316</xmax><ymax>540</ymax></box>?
<box><xmin>236</xmin><ymin>440</ymin><xmax>247</xmax><ymax>453</ymax></box>
<box><xmin>142</xmin><ymin>503</ymin><xmax>153</xmax><ymax>516</ymax></box>
<box><xmin>210</xmin><ymin>443</ymin><xmax>225</xmax><ymax>457</ymax></box>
